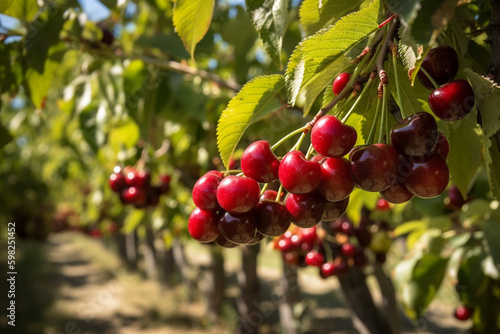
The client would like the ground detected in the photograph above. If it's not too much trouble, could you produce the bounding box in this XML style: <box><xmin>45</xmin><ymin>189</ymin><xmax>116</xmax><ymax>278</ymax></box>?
<box><xmin>0</xmin><ymin>232</ymin><xmax>471</xmax><ymax>334</ymax></box>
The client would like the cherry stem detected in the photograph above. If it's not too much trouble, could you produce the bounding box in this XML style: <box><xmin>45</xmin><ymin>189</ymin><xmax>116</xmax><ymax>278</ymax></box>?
<box><xmin>260</xmin><ymin>183</ymin><xmax>269</xmax><ymax>196</ymax></box>
<box><xmin>378</xmin><ymin>14</ymin><xmax>397</xmax><ymax>29</ymax></box>
<box><xmin>275</xmin><ymin>184</ymin><xmax>284</xmax><ymax>202</ymax></box>
<box><xmin>367</xmin><ymin>96</ymin><xmax>382</xmax><ymax>145</ymax></box>
<box><xmin>291</xmin><ymin>132</ymin><xmax>307</xmax><ymax>152</ymax></box>
<box><xmin>271</xmin><ymin>126</ymin><xmax>307</xmax><ymax>151</ymax></box>
<box><xmin>419</xmin><ymin>67</ymin><xmax>440</xmax><ymax>90</ymax></box>
<box><xmin>341</xmin><ymin>73</ymin><xmax>376</xmax><ymax>123</ymax></box>
<box><xmin>378</xmin><ymin>84</ymin><xmax>388</xmax><ymax>144</ymax></box>
<box><xmin>305</xmin><ymin>143</ymin><xmax>315</xmax><ymax>159</ymax></box>
<box><xmin>390</xmin><ymin>45</ymin><xmax>408</xmax><ymax>120</ymax></box>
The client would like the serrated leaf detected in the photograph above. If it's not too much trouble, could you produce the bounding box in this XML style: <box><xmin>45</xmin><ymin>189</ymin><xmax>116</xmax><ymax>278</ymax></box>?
<box><xmin>172</xmin><ymin>0</ymin><xmax>215</xmax><ymax>59</ymax></box>
<box><xmin>246</xmin><ymin>0</ymin><xmax>288</xmax><ymax>67</ymax></box>
<box><xmin>483</xmin><ymin>135</ymin><xmax>500</xmax><ymax>200</ymax></box>
<box><xmin>298</xmin><ymin>0</ymin><xmax>364</xmax><ymax>36</ymax></box>
<box><xmin>464</xmin><ymin>68</ymin><xmax>500</xmax><ymax>139</ymax></box>
<box><xmin>398</xmin><ymin>25</ymin><xmax>423</xmax><ymax>78</ymax></box>
<box><xmin>446</xmin><ymin>112</ymin><xmax>482</xmax><ymax>199</ymax></box>
<box><xmin>385</xmin><ymin>0</ymin><xmax>420</xmax><ymax>24</ymax></box>
<box><xmin>217</xmin><ymin>74</ymin><xmax>285</xmax><ymax>169</ymax></box>
<box><xmin>285</xmin><ymin>0</ymin><xmax>381</xmax><ymax>106</ymax></box>
<box><xmin>4</xmin><ymin>0</ymin><xmax>38</xmax><ymax>21</ymax></box>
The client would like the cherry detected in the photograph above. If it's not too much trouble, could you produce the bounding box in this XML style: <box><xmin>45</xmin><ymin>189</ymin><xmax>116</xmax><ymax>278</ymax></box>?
<box><xmin>192</xmin><ymin>172</ymin><xmax>222</xmax><ymax>211</ymax></box>
<box><xmin>310</xmin><ymin>155</ymin><xmax>325</xmax><ymax>163</ymax></box>
<box><xmin>260</xmin><ymin>190</ymin><xmax>279</xmax><ymax>201</ymax></box>
<box><xmin>241</xmin><ymin>140</ymin><xmax>280</xmax><ymax>183</ymax></box>
<box><xmin>254</xmin><ymin>200</ymin><xmax>291</xmax><ymax>237</ymax></box>
<box><xmin>454</xmin><ymin>306</ymin><xmax>472</xmax><ymax>321</ymax></box>
<box><xmin>355</xmin><ymin>227</ymin><xmax>372</xmax><ymax>247</ymax></box>
<box><xmin>286</xmin><ymin>192</ymin><xmax>325</xmax><ymax>228</ymax></box>
<box><xmin>391</xmin><ymin>112</ymin><xmax>438</xmax><ymax>156</ymax></box>
<box><xmin>214</xmin><ymin>234</ymin><xmax>239</xmax><ymax>248</ymax></box>
<box><xmin>159</xmin><ymin>174</ymin><xmax>171</xmax><ymax>194</ymax></box>
<box><xmin>445</xmin><ymin>184</ymin><xmax>466</xmax><ymax>210</ymax></box>
<box><xmin>428</xmin><ymin>79</ymin><xmax>475</xmax><ymax>121</ymax></box>
<box><xmin>125</xmin><ymin>170</ymin><xmax>151</xmax><ymax>188</ymax></box>
<box><xmin>283</xmin><ymin>251</ymin><xmax>300</xmax><ymax>266</ymax></box>
<box><xmin>299</xmin><ymin>226</ymin><xmax>318</xmax><ymax>249</ymax></box>
<box><xmin>322</xmin><ymin>197</ymin><xmax>349</xmax><ymax>221</ymax></box>
<box><xmin>277</xmin><ymin>237</ymin><xmax>295</xmax><ymax>253</ymax></box>
<box><xmin>188</xmin><ymin>208</ymin><xmax>220</xmax><ymax>243</ymax></box>
<box><xmin>340</xmin><ymin>243</ymin><xmax>357</xmax><ymax>257</ymax></box>
<box><xmin>434</xmin><ymin>132</ymin><xmax>450</xmax><ymax>159</ymax></box>
<box><xmin>353</xmin><ymin>251</ymin><xmax>368</xmax><ymax>267</ymax></box>
<box><xmin>320</xmin><ymin>262</ymin><xmax>336</xmax><ymax>278</ymax></box>
<box><xmin>311</xmin><ymin>115</ymin><xmax>357</xmax><ymax>158</ymax></box>
<box><xmin>317</xmin><ymin>157</ymin><xmax>354</xmax><ymax>202</ymax></box>
<box><xmin>247</xmin><ymin>231</ymin><xmax>265</xmax><ymax>245</ymax></box>
<box><xmin>380</xmin><ymin>180</ymin><xmax>414</xmax><ymax>204</ymax></box>
<box><xmin>305</xmin><ymin>250</ymin><xmax>325</xmax><ymax>267</ymax></box>
<box><xmin>375</xmin><ymin>252</ymin><xmax>387</xmax><ymax>264</ymax></box>
<box><xmin>402</xmin><ymin>153</ymin><xmax>450</xmax><ymax>198</ymax></box>
<box><xmin>99</xmin><ymin>27</ymin><xmax>115</xmax><ymax>46</ymax></box>
<box><xmin>332</xmin><ymin>72</ymin><xmax>351</xmax><ymax>96</ymax></box>
<box><xmin>375</xmin><ymin>198</ymin><xmax>391</xmax><ymax>211</ymax></box>
<box><xmin>278</xmin><ymin>151</ymin><xmax>321</xmax><ymax>194</ymax></box>
<box><xmin>217</xmin><ymin>212</ymin><xmax>257</xmax><ymax>244</ymax></box>
<box><xmin>109</xmin><ymin>172</ymin><xmax>127</xmax><ymax>192</ymax></box>
<box><xmin>121</xmin><ymin>187</ymin><xmax>147</xmax><ymax>206</ymax></box>
<box><xmin>145</xmin><ymin>186</ymin><xmax>162</xmax><ymax>207</ymax></box>
<box><xmin>418</xmin><ymin>45</ymin><xmax>459</xmax><ymax>89</ymax></box>
<box><xmin>350</xmin><ymin>144</ymin><xmax>399</xmax><ymax>192</ymax></box>
<box><xmin>340</xmin><ymin>220</ymin><xmax>355</xmax><ymax>236</ymax></box>
<box><xmin>216</xmin><ymin>176</ymin><xmax>260</xmax><ymax>214</ymax></box>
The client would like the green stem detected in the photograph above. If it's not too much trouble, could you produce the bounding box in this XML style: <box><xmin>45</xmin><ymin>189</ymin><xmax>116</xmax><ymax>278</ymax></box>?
<box><xmin>379</xmin><ymin>85</ymin><xmax>388</xmax><ymax>144</ymax></box>
<box><xmin>275</xmin><ymin>184</ymin><xmax>284</xmax><ymax>202</ymax></box>
<box><xmin>391</xmin><ymin>51</ymin><xmax>408</xmax><ymax>119</ymax></box>
<box><xmin>367</xmin><ymin>97</ymin><xmax>382</xmax><ymax>145</ymax></box>
<box><xmin>271</xmin><ymin>126</ymin><xmax>307</xmax><ymax>151</ymax></box>
<box><xmin>341</xmin><ymin>76</ymin><xmax>375</xmax><ymax>124</ymax></box>
<box><xmin>291</xmin><ymin>132</ymin><xmax>307</xmax><ymax>152</ymax></box>
<box><xmin>419</xmin><ymin>67</ymin><xmax>439</xmax><ymax>90</ymax></box>
<box><xmin>305</xmin><ymin>143</ymin><xmax>315</xmax><ymax>159</ymax></box>
<box><xmin>260</xmin><ymin>183</ymin><xmax>269</xmax><ymax>196</ymax></box>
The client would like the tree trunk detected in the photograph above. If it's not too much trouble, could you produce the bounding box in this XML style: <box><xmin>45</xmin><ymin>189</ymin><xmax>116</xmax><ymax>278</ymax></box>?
<box><xmin>125</xmin><ymin>229</ymin><xmax>138</xmax><ymax>271</ymax></box>
<box><xmin>236</xmin><ymin>244</ymin><xmax>261</xmax><ymax>334</ymax></box>
<box><xmin>279</xmin><ymin>261</ymin><xmax>300</xmax><ymax>334</ymax></box>
<box><xmin>206</xmin><ymin>247</ymin><xmax>225</xmax><ymax>324</ymax></box>
<box><xmin>373</xmin><ymin>264</ymin><xmax>400</xmax><ymax>334</ymax></box>
<box><xmin>163</xmin><ymin>245</ymin><xmax>177</xmax><ymax>288</ymax></box>
<box><xmin>144</xmin><ymin>224</ymin><xmax>158</xmax><ymax>280</ymax></box>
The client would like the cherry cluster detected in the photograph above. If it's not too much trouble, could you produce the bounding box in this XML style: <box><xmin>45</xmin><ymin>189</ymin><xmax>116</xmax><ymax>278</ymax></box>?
<box><xmin>418</xmin><ymin>45</ymin><xmax>475</xmax><ymax>122</ymax></box>
<box><xmin>108</xmin><ymin>166</ymin><xmax>171</xmax><ymax>208</ymax></box>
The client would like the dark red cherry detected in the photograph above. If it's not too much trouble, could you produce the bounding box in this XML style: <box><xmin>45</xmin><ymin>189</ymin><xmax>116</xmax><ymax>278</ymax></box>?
<box><xmin>125</xmin><ymin>170</ymin><xmax>151</xmax><ymax>188</ymax></box>
<box><xmin>380</xmin><ymin>180</ymin><xmax>414</xmax><ymax>204</ymax></box>
<box><xmin>391</xmin><ymin>112</ymin><xmax>438</xmax><ymax>156</ymax></box>
<box><xmin>305</xmin><ymin>250</ymin><xmax>325</xmax><ymax>267</ymax></box>
<box><xmin>332</xmin><ymin>72</ymin><xmax>351</xmax><ymax>96</ymax></box>
<box><xmin>247</xmin><ymin>231</ymin><xmax>265</xmax><ymax>245</ymax></box>
<box><xmin>350</xmin><ymin>144</ymin><xmax>399</xmax><ymax>192</ymax></box>
<box><xmin>429</xmin><ymin>79</ymin><xmax>475</xmax><ymax>121</ymax></box>
<box><xmin>340</xmin><ymin>243</ymin><xmax>357</xmax><ymax>257</ymax></box>
<box><xmin>278</xmin><ymin>151</ymin><xmax>321</xmax><ymax>194</ymax></box>
<box><xmin>121</xmin><ymin>187</ymin><xmax>147</xmax><ymax>206</ymax></box>
<box><xmin>402</xmin><ymin>153</ymin><xmax>450</xmax><ymax>198</ymax></box>
<box><xmin>375</xmin><ymin>252</ymin><xmax>387</xmax><ymax>264</ymax></box>
<box><xmin>353</xmin><ymin>251</ymin><xmax>368</xmax><ymax>267</ymax></box>
<box><xmin>216</xmin><ymin>176</ymin><xmax>260</xmax><ymax>214</ymax></box>
<box><xmin>217</xmin><ymin>212</ymin><xmax>257</xmax><ymax>244</ymax></box>
<box><xmin>145</xmin><ymin>186</ymin><xmax>162</xmax><ymax>207</ymax></box>
<box><xmin>109</xmin><ymin>172</ymin><xmax>127</xmax><ymax>192</ymax></box>
<box><xmin>283</xmin><ymin>251</ymin><xmax>300</xmax><ymax>266</ymax></box>
<box><xmin>317</xmin><ymin>157</ymin><xmax>354</xmax><ymax>202</ymax></box>
<box><xmin>445</xmin><ymin>184</ymin><xmax>466</xmax><ymax>210</ymax></box>
<box><xmin>355</xmin><ymin>227</ymin><xmax>372</xmax><ymax>247</ymax></box>
<box><xmin>340</xmin><ymin>220</ymin><xmax>355</xmax><ymax>236</ymax></box>
<box><xmin>192</xmin><ymin>172</ymin><xmax>222</xmax><ymax>211</ymax></box>
<box><xmin>418</xmin><ymin>45</ymin><xmax>459</xmax><ymax>89</ymax></box>
<box><xmin>285</xmin><ymin>192</ymin><xmax>325</xmax><ymax>228</ymax></box>
<box><xmin>159</xmin><ymin>174</ymin><xmax>171</xmax><ymax>194</ymax></box>
<box><xmin>214</xmin><ymin>234</ymin><xmax>239</xmax><ymax>248</ymax></box>
<box><xmin>454</xmin><ymin>306</ymin><xmax>472</xmax><ymax>321</ymax></box>
<box><xmin>277</xmin><ymin>237</ymin><xmax>295</xmax><ymax>253</ymax></box>
<box><xmin>435</xmin><ymin>132</ymin><xmax>450</xmax><ymax>159</ymax></box>
<box><xmin>311</xmin><ymin>115</ymin><xmax>357</xmax><ymax>157</ymax></box>
<box><xmin>188</xmin><ymin>208</ymin><xmax>220</xmax><ymax>243</ymax></box>
<box><xmin>241</xmin><ymin>140</ymin><xmax>280</xmax><ymax>183</ymax></box>
<box><xmin>322</xmin><ymin>197</ymin><xmax>349</xmax><ymax>221</ymax></box>
<box><xmin>254</xmin><ymin>200</ymin><xmax>291</xmax><ymax>237</ymax></box>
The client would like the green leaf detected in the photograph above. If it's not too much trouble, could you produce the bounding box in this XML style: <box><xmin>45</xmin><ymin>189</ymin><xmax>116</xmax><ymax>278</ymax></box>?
<box><xmin>464</xmin><ymin>68</ymin><xmax>500</xmax><ymax>139</ymax></box>
<box><xmin>410</xmin><ymin>0</ymin><xmax>459</xmax><ymax>46</ymax></box>
<box><xmin>0</xmin><ymin>123</ymin><xmax>13</xmax><ymax>150</ymax></box>
<box><xmin>108</xmin><ymin>118</ymin><xmax>140</xmax><ymax>152</ymax></box>
<box><xmin>285</xmin><ymin>0</ymin><xmax>381</xmax><ymax>106</ymax></box>
<box><xmin>246</xmin><ymin>0</ymin><xmax>288</xmax><ymax>67</ymax></box>
<box><xmin>122</xmin><ymin>209</ymin><xmax>145</xmax><ymax>234</ymax></box>
<box><xmin>4</xmin><ymin>0</ymin><xmax>38</xmax><ymax>21</ymax></box>
<box><xmin>172</xmin><ymin>0</ymin><xmax>215</xmax><ymax>59</ymax></box>
<box><xmin>483</xmin><ymin>220</ymin><xmax>500</xmax><ymax>274</ymax></box>
<box><xmin>385</xmin><ymin>0</ymin><xmax>420</xmax><ymax>24</ymax></box>
<box><xmin>456</xmin><ymin>246</ymin><xmax>486</xmax><ymax>305</ymax></box>
<box><xmin>483</xmin><ymin>135</ymin><xmax>500</xmax><ymax>200</ymax></box>
<box><xmin>298</xmin><ymin>0</ymin><xmax>364</xmax><ymax>36</ymax></box>
<box><xmin>0</xmin><ymin>0</ymin><xmax>15</xmax><ymax>13</ymax></box>
<box><xmin>217</xmin><ymin>74</ymin><xmax>285</xmax><ymax>169</ymax></box>
<box><xmin>402</xmin><ymin>254</ymin><xmax>449</xmax><ymax>319</ymax></box>
<box><xmin>446</xmin><ymin>111</ymin><xmax>482</xmax><ymax>198</ymax></box>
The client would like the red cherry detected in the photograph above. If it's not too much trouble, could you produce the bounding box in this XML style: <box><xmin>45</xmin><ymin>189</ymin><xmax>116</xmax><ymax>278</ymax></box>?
<box><xmin>340</xmin><ymin>220</ymin><xmax>355</xmax><ymax>236</ymax></box>
<box><xmin>317</xmin><ymin>157</ymin><xmax>354</xmax><ymax>202</ymax></box>
<box><xmin>278</xmin><ymin>151</ymin><xmax>321</xmax><ymax>194</ymax></box>
<box><xmin>320</xmin><ymin>262</ymin><xmax>336</xmax><ymax>277</ymax></box>
<box><xmin>350</xmin><ymin>144</ymin><xmax>399</xmax><ymax>192</ymax></box>
<box><xmin>125</xmin><ymin>170</ymin><xmax>151</xmax><ymax>188</ymax></box>
<box><xmin>390</xmin><ymin>112</ymin><xmax>439</xmax><ymax>156</ymax></box>
<box><xmin>428</xmin><ymin>79</ymin><xmax>475</xmax><ymax>121</ymax></box>
<box><xmin>277</xmin><ymin>237</ymin><xmax>294</xmax><ymax>252</ymax></box>
<box><xmin>305</xmin><ymin>250</ymin><xmax>325</xmax><ymax>267</ymax></box>
<box><xmin>214</xmin><ymin>234</ymin><xmax>239</xmax><ymax>248</ymax></box>
<box><xmin>299</xmin><ymin>227</ymin><xmax>318</xmax><ymax>249</ymax></box>
<box><xmin>375</xmin><ymin>198</ymin><xmax>391</xmax><ymax>211</ymax></box>
<box><xmin>285</xmin><ymin>192</ymin><xmax>325</xmax><ymax>228</ymax></box>
<box><xmin>380</xmin><ymin>180</ymin><xmax>414</xmax><ymax>204</ymax></box>
<box><xmin>401</xmin><ymin>153</ymin><xmax>450</xmax><ymax>198</ymax></box>
<box><xmin>434</xmin><ymin>132</ymin><xmax>450</xmax><ymax>159</ymax></box>
<box><xmin>260</xmin><ymin>190</ymin><xmax>278</xmax><ymax>201</ymax></box>
<box><xmin>322</xmin><ymin>197</ymin><xmax>349</xmax><ymax>221</ymax></box>
<box><xmin>188</xmin><ymin>208</ymin><xmax>220</xmax><ymax>243</ymax></box>
<box><xmin>121</xmin><ymin>187</ymin><xmax>147</xmax><ymax>206</ymax></box>
<box><xmin>217</xmin><ymin>212</ymin><xmax>257</xmax><ymax>244</ymax></box>
<box><xmin>454</xmin><ymin>306</ymin><xmax>472</xmax><ymax>321</ymax></box>
<box><xmin>418</xmin><ymin>45</ymin><xmax>459</xmax><ymax>89</ymax></box>
<box><xmin>241</xmin><ymin>140</ymin><xmax>280</xmax><ymax>183</ymax></box>
<box><xmin>283</xmin><ymin>251</ymin><xmax>300</xmax><ymax>266</ymax></box>
<box><xmin>159</xmin><ymin>174</ymin><xmax>171</xmax><ymax>194</ymax></box>
<box><xmin>90</xmin><ymin>228</ymin><xmax>102</xmax><ymax>238</ymax></box>
<box><xmin>340</xmin><ymin>243</ymin><xmax>357</xmax><ymax>257</ymax></box>
<box><xmin>216</xmin><ymin>176</ymin><xmax>260</xmax><ymax>214</ymax></box>
<box><xmin>109</xmin><ymin>172</ymin><xmax>127</xmax><ymax>192</ymax></box>
<box><xmin>311</xmin><ymin>115</ymin><xmax>357</xmax><ymax>158</ymax></box>
<box><xmin>332</xmin><ymin>72</ymin><xmax>351</xmax><ymax>96</ymax></box>
<box><xmin>254</xmin><ymin>200</ymin><xmax>291</xmax><ymax>237</ymax></box>
<box><xmin>192</xmin><ymin>172</ymin><xmax>222</xmax><ymax>211</ymax></box>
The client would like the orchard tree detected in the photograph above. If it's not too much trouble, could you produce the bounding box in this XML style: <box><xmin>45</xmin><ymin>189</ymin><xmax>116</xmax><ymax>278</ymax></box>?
<box><xmin>1</xmin><ymin>0</ymin><xmax>500</xmax><ymax>334</ymax></box>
